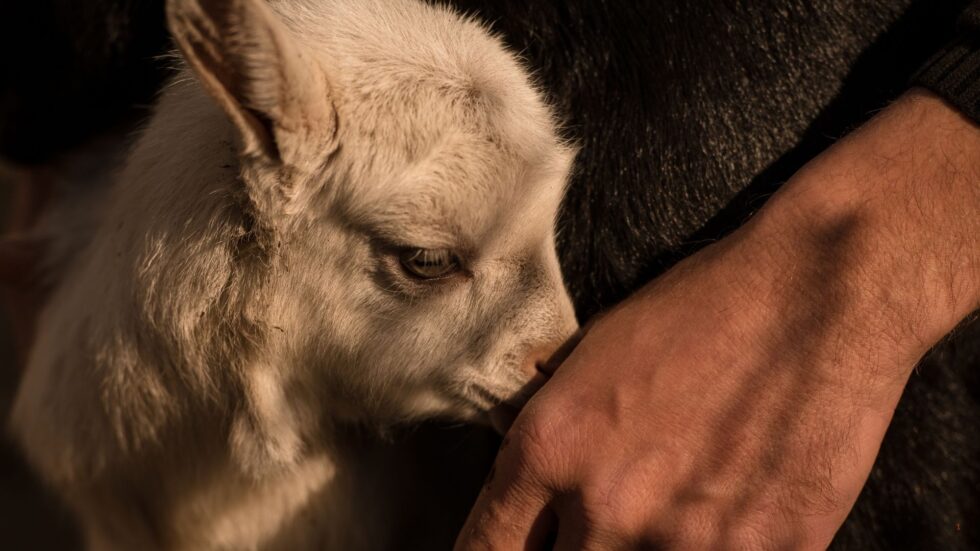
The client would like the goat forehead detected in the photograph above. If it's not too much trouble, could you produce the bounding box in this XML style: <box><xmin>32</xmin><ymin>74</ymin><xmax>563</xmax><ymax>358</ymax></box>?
<box><xmin>279</xmin><ymin>0</ymin><xmax>558</xmax><ymax>157</ymax></box>
<box><xmin>273</xmin><ymin>0</ymin><xmax>570</xmax><ymax>246</ymax></box>
<box><xmin>345</xmin><ymin>174</ymin><xmax>565</xmax><ymax>264</ymax></box>
<box><xmin>345</xmin><ymin>124</ymin><xmax>567</xmax><ymax>228</ymax></box>
<box><xmin>281</xmin><ymin>0</ymin><xmax>511</xmax><ymax>83</ymax></box>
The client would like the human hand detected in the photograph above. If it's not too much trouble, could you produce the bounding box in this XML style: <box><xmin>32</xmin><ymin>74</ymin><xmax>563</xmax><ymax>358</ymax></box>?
<box><xmin>455</xmin><ymin>89</ymin><xmax>980</xmax><ymax>550</ymax></box>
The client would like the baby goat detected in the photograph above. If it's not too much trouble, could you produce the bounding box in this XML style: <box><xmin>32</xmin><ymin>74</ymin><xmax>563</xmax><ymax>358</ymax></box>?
<box><xmin>9</xmin><ymin>0</ymin><xmax>577</xmax><ymax>548</ymax></box>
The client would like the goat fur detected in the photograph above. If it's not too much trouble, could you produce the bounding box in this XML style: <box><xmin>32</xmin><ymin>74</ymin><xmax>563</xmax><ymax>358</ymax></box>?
<box><xmin>9</xmin><ymin>0</ymin><xmax>578</xmax><ymax>548</ymax></box>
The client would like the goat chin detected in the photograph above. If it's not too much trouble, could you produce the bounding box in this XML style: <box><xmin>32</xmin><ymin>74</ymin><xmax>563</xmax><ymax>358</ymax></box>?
<box><xmin>9</xmin><ymin>0</ymin><xmax>577</xmax><ymax>549</ymax></box>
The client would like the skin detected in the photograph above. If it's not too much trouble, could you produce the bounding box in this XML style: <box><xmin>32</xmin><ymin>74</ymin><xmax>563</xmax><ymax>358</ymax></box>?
<box><xmin>454</xmin><ymin>89</ymin><xmax>980</xmax><ymax>550</ymax></box>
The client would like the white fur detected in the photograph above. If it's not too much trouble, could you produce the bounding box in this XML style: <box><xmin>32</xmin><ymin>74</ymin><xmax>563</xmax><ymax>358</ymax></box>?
<box><xmin>9</xmin><ymin>0</ymin><xmax>577</xmax><ymax>548</ymax></box>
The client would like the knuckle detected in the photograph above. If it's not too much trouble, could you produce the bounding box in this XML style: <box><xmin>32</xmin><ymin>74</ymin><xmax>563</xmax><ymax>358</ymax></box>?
<box><xmin>639</xmin><ymin>507</ymin><xmax>798</xmax><ymax>551</ymax></box>
<box><xmin>587</xmin><ymin>511</ymin><xmax>637</xmax><ymax>545</ymax></box>
<box><xmin>579</xmin><ymin>488</ymin><xmax>635</xmax><ymax>535</ymax></box>
<box><xmin>643</xmin><ymin>514</ymin><xmax>712</xmax><ymax>550</ymax></box>
<box><xmin>730</xmin><ymin>514</ymin><xmax>808</xmax><ymax>550</ymax></box>
<box><xmin>506</xmin><ymin>406</ymin><xmax>567</xmax><ymax>476</ymax></box>
<box><xmin>556</xmin><ymin>478</ymin><xmax>652</xmax><ymax>546</ymax></box>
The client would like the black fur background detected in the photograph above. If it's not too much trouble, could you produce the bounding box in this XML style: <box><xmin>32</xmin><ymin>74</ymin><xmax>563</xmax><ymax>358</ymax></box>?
<box><xmin>443</xmin><ymin>2</ymin><xmax>979</xmax><ymax>549</ymax></box>
<box><xmin>1</xmin><ymin>0</ymin><xmax>977</xmax><ymax>548</ymax></box>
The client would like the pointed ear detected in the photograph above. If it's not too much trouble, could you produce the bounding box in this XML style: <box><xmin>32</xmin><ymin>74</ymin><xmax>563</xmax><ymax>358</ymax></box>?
<box><xmin>166</xmin><ymin>0</ymin><xmax>338</xmax><ymax>167</ymax></box>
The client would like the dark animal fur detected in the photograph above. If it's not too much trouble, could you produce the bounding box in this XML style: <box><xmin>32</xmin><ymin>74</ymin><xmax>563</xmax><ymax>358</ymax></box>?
<box><xmin>1</xmin><ymin>0</ymin><xmax>977</xmax><ymax>548</ymax></box>
<box><xmin>447</xmin><ymin>2</ymin><xmax>979</xmax><ymax>549</ymax></box>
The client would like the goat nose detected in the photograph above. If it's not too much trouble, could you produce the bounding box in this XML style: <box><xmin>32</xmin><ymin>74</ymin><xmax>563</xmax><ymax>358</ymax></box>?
<box><xmin>489</xmin><ymin>333</ymin><xmax>584</xmax><ymax>435</ymax></box>
<box><xmin>520</xmin><ymin>344</ymin><xmax>557</xmax><ymax>383</ymax></box>
<box><xmin>533</xmin><ymin>329</ymin><xmax>584</xmax><ymax>377</ymax></box>
<box><xmin>522</xmin><ymin>329</ymin><xmax>584</xmax><ymax>380</ymax></box>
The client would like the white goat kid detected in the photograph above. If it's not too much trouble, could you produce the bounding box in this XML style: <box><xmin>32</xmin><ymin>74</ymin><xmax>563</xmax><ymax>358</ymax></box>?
<box><xmin>9</xmin><ymin>0</ymin><xmax>577</xmax><ymax>548</ymax></box>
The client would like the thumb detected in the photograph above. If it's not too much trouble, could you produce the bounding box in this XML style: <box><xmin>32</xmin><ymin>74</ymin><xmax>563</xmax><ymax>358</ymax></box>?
<box><xmin>455</xmin><ymin>436</ymin><xmax>557</xmax><ymax>551</ymax></box>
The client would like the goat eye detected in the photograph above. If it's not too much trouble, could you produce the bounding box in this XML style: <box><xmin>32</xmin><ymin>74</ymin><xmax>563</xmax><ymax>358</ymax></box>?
<box><xmin>399</xmin><ymin>248</ymin><xmax>460</xmax><ymax>280</ymax></box>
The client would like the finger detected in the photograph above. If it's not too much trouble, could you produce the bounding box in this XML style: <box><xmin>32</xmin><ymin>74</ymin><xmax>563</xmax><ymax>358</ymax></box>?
<box><xmin>550</xmin><ymin>497</ymin><xmax>628</xmax><ymax>551</ymax></box>
<box><xmin>455</xmin><ymin>486</ymin><xmax>554</xmax><ymax>551</ymax></box>
<box><xmin>553</xmin><ymin>522</ymin><xmax>628</xmax><ymax>551</ymax></box>
<box><xmin>551</xmin><ymin>498</ymin><xmax>587</xmax><ymax>551</ymax></box>
<box><xmin>454</xmin><ymin>440</ymin><xmax>556</xmax><ymax>551</ymax></box>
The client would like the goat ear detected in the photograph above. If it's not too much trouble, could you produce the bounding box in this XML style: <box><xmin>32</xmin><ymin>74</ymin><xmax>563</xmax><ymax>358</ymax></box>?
<box><xmin>166</xmin><ymin>0</ymin><xmax>338</xmax><ymax>168</ymax></box>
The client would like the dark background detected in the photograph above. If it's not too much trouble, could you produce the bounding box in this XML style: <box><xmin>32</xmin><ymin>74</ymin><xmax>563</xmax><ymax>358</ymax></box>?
<box><xmin>0</xmin><ymin>1</ymin><xmax>170</xmax><ymax>544</ymax></box>
<box><xmin>0</xmin><ymin>182</ymin><xmax>81</xmax><ymax>548</ymax></box>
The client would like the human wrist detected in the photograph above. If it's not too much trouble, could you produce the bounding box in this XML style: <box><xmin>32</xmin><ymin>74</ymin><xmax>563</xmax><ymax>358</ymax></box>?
<box><xmin>744</xmin><ymin>89</ymin><xmax>980</xmax><ymax>360</ymax></box>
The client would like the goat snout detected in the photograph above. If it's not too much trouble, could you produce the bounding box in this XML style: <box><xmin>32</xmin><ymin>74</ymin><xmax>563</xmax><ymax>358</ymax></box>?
<box><xmin>535</xmin><ymin>329</ymin><xmax>584</xmax><ymax>377</ymax></box>
<box><xmin>489</xmin><ymin>334</ymin><xmax>582</xmax><ymax>434</ymax></box>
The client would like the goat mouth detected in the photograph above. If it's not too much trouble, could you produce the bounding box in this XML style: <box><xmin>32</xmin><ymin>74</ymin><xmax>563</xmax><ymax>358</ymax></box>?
<box><xmin>463</xmin><ymin>373</ymin><xmax>549</xmax><ymax>434</ymax></box>
<box><xmin>457</xmin><ymin>385</ymin><xmax>521</xmax><ymax>434</ymax></box>
<box><xmin>468</xmin><ymin>385</ymin><xmax>507</xmax><ymax>408</ymax></box>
